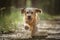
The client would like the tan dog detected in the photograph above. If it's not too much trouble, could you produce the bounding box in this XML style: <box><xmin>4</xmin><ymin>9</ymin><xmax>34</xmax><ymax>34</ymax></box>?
<box><xmin>21</xmin><ymin>8</ymin><xmax>41</xmax><ymax>35</ymax></box>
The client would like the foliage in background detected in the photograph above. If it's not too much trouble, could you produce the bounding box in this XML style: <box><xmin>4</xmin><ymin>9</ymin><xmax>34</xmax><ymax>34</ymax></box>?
<box><xmin>0</xmin><ymin>7</ymin><xmax>23</xmax><ymax>33</ymax></box>
<box><xmin>39</xmin><ymin>12</ymin><xmax>54</xmax><ymax>20</ymax></box>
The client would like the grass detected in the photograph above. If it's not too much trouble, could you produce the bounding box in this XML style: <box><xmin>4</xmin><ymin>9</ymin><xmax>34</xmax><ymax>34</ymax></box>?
<box><xmin>38</xmin><ymin>12</ymin><xmax>54</xmax><ymax>20</ymax></box>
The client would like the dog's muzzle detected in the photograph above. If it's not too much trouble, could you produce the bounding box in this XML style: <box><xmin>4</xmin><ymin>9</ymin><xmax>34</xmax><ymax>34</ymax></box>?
<box><xmin>28</xmin><ymin>16</ymin><xmax>31</xmax><ymax>20</ymax></box>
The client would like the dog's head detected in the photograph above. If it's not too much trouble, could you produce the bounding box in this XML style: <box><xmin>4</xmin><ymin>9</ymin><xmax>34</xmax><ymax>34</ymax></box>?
<box><xmin>21</xmin><ymin>8</ymin><xmax>41</xmax><ymax>20</ymax></box>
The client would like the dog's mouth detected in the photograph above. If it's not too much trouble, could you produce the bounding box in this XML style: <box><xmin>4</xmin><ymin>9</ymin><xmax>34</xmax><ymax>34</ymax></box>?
<box><xmin>28</xmin><ymin>17</ymin><xmax>32</xmax><ymax>20</ymax></box>
<box><xmin>28</xmin><ymin>16</ymin><xmax>32</xmax><ymax>20</ymax></box>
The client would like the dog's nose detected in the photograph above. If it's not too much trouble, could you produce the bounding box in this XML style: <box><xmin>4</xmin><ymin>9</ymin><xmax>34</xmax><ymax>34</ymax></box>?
<box><xmin>28</xmin><ymin>16</ymin><xmax>31</xmax><ymax>19</ymax></box>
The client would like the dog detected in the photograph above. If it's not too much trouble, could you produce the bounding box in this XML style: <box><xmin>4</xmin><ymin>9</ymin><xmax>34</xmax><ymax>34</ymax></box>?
<box><xmin>21</xmin><ymin>8</ymin><xmax>41</xmax><ymax>35</ymax></box>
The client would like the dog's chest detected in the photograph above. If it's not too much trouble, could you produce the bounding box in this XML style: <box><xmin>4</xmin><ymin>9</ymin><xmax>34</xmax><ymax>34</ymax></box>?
<box><xmin>26</xmin><ymin>18</ymin><xmax>36</xmax><ymax>26</ymax></box>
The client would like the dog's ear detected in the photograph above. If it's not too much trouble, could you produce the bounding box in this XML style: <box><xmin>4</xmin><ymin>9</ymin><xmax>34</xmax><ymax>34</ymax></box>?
<box><xmin>35</xmin><ymin>8</ymin><xmax>41</xmax><ymax>13</ymax></box>
<box><xmin>20</xmin><ymin>8</ymin><xmax>25</xmax><ymax>14</ymax></box>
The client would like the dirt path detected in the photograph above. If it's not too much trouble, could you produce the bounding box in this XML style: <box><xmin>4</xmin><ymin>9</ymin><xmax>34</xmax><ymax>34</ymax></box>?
<box><xmin>0</xmin><ymin>20</ymin><xmax>60</xmax><ymax>40</ymax></box>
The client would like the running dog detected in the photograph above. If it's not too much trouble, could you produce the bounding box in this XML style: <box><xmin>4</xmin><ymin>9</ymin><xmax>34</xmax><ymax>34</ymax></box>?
<box><xmin>21</xmin><ymin>8</ymin><xmax>41</xmax><ymax>35</ymax></box>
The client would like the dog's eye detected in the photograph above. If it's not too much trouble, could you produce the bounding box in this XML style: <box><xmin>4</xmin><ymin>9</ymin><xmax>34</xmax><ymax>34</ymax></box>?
<box><xmin>27</xmin><ymin>12</ymin><xmax>29</xmax><ymax>14</ymax></box>
<box><xmin>31</xmin><ymin>12</ymin><xmax>33</xmax><ymax>14</ymax></box>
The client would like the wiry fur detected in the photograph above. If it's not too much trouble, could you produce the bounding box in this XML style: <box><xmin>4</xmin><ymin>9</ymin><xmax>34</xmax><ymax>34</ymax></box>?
<box><xmin>21</xmin><ymin>8</ymin><xmax>42</xmax><ymax>35</ymax></box>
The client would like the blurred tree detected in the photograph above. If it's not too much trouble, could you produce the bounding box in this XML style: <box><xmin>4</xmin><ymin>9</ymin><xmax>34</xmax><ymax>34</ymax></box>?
<box><xmin>26</xmin><ymin>0</ymin><xmax>31</xmax><ymax>7</ymax></box>
<box><xmin>0</xmin><ymin>0</ymin><xmax>11</xmax><ymax>16</ymax></box>
<box><xmin>32</xmin><ymin>0</ymin><xmax>60</xmax><ymax>15</ymax></box>
<box><xmin>11</xmin><ymin>0</ymin><xmax>26</xmax><ymax>8</ymax></box>
<box><xmin>54</xmin><ymin>0</ymin><xmax>60</xmax><ymax>15</ymax></box>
